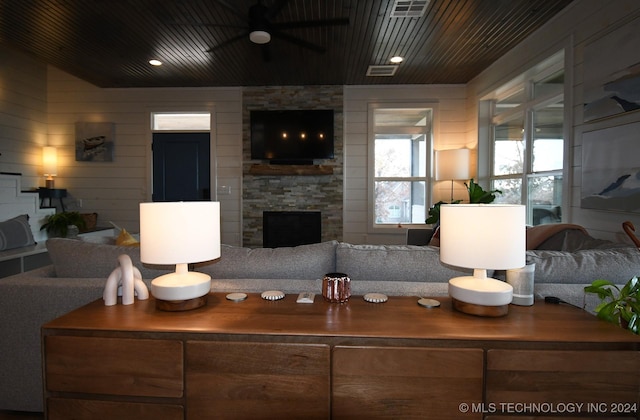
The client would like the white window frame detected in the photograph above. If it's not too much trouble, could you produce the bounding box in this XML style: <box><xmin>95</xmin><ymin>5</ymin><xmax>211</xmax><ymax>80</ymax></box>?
<box><xmin>151</xmin><ymin>112</ymin><xmax>211</xmax><ymax>131</ymax></box>
<box><xmin>367</xmin><ymin>102</ymin><xmax>437</xmax><ymax>232</ymax></box>
<box><xmin>480</xmin><ymin>50</ymin><xmax>569</xmax><ymax>225</ymax></box>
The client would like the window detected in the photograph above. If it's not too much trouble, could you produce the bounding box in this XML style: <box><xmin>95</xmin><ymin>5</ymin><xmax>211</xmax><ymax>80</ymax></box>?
<box><xmin>151</xmin><ymin>112</ymin><xmax>211</xmax><ymax>131</ymax></box>
<box><xmin>485</xmin><ymin>52</ymin><xmax>565</xmax><ymax>225</ymax></box>
<box><xmin>370</xmin><ymin>106</ymin><xmax>433</xmax><ymax>227</ymax></box>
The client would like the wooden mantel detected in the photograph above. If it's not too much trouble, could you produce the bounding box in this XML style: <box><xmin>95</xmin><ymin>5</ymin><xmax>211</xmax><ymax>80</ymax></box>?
<box><xmin>249</xmin><ymin>164</ymin><xmax>334</xmax><ymax>176</ymax></box>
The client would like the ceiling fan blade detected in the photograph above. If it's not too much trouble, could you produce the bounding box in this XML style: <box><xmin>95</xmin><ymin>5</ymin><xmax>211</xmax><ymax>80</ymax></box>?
<box><xmin>271</xmin><ymin>30</ymin><xmax>325</xmax><ymax>53</ymax></box>
<box><xmin>266</xmin><ymin>0</ymin><xmax>289</xmax><ymax>20</ymax></box>
<box><xmin>206</xmin><ymin>31</ymin><xmax>250</xmax><ymax>53</ymax></box>
<box><xmin>212</xmin><ymin>0</ymin><xmax>247</xmax><ymax>21</ymax></box>
<box><xmin>169</xmin><ymin>21</ymin><xmax>246</xmax><ymax>30</ymax></box>
<box><xmin>272</xmin><ymin>18</ymin><xmax>350</xmax><ymax>30</ymax></box>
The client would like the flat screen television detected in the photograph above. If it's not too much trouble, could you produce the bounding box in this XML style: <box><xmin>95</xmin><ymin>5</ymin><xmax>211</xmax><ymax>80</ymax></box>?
<box><xmin>250</xmin><ymin>109</ymin><xmax>334</xmax><ymax>164</ymax></box>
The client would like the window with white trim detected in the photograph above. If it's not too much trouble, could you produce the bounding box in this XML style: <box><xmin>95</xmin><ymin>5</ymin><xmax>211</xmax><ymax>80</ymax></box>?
<box><xmin>370</xmin><ymin>106</ymin><xmax>433</xmax><ymax>227</ymax></box>
<box><xmin>485</xmin><ymin>52</ymin><xmax>565</xmax><ymax>226</ymax></box>
<box><xmin>151</xmin><ymin>112</ymin><xmax>211</xmax><ymax>131</ymax></box>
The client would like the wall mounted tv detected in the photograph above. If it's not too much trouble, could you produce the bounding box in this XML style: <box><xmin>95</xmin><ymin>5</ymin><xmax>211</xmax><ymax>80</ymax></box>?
<box><xmin>250</xmin><ymin>109</ymin><xmax>334</xmax><ymax>164</ymax></box>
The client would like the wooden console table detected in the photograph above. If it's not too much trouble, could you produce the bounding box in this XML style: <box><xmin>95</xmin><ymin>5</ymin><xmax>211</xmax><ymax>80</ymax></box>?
<box><xmin>42</xmin><ymin>294</ymin><xmax>640</xmax><ymax>419</ymax></box>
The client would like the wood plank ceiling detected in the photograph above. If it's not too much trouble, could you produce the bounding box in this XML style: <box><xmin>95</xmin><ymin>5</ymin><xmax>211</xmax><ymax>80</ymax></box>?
<box><xmin>0</xmin><ymin>0</ymin><xmax>575</xmax><ymax>88</ymax></box>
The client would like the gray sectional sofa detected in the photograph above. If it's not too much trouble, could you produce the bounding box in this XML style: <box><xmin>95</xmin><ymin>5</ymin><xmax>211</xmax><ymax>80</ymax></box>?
<box><xmin>1</xmin><ymin>237</ymin><xmax>639</xmax><ymax>412</ymax></box>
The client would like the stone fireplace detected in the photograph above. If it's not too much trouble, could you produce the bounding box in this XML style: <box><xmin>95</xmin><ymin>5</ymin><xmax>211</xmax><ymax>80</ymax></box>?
<box><xmin>242</xmin><ymin>86</ymin><xmax>344</xmax><ymax>247</ymax></box>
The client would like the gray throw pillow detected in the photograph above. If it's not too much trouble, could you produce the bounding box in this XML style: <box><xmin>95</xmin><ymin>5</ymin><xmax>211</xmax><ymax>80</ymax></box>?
<box><xmin>0</xmin><ymin>214</ymin><xmax>36</xmax><ymax>250</ymax></box>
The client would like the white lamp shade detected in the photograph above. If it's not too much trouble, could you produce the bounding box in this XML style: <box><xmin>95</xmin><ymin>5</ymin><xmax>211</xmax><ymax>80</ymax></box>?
<box><xmin>435</xmin><ymin>148</ymin><xmax>470</xmax><ymax>181</ymax></box>
<box><xmin>440</xmin><ymin>204</ymin><xmax>525</xmax><ymax>270</ymax></box>
<box><xmin>42</xmin><ymin>146</ymin><xmax>58</xmax><ymax>176</ymax></box>
<box><xmin>140</xmin><ymin>201</ymin><xmax>221</xmax><ymax>265</ymax></box>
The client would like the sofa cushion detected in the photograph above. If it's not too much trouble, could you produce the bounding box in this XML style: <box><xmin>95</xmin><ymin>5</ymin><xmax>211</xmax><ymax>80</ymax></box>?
<box><xmin>0</xmin><ymin>214</ymin><xmax>36</xmax><ymax>250</ymax></box>
<box><xmin>46</xmin><ymin>238</ymin><xmax>169</xmax><ymax>279</ymax></box>
<box><xmin>197</xmin><ymin>241</ymin><xmax>338</xmax><ymax>280</ymax></box>
<box><xmin>527</xmin><ymin>247</ymin><xmax>640</xmax><ymax>284</ymax></box>
<box><xmin>336</xmin><ymin>243</ymin><xmax>472</xmax><ymax>283</ymax></box>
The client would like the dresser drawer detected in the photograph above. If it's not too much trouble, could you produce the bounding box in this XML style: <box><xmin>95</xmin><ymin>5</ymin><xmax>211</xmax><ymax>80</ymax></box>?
<box><xmin>333</xmin><ymin>346</ymin><xmax>484</xmax><ymax>419</ymax></box>
<box><xmin>47</xmin><ymin>398</ymin><xmax>184</xmax><ymax>420</ymax></box>
<box><xmin>487</xmin><ymin>349</ymin><xmax>640</xmax><ymax>414</ymax></box>
<box><xmin>186</xmin><ymin>341</ymin><xmax>330</xmax><ymax>419</ymax></box>
<box><xmin>45</xmin><ymin>336</ymin><xmax>183</xmax><ymax>397</ymax></box>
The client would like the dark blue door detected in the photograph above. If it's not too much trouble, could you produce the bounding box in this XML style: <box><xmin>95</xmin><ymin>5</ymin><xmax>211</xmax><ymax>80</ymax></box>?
<box><xmin>152</xmin><ymin>132</ymin><xmax>210</xmax><ymax>201</ymax></box>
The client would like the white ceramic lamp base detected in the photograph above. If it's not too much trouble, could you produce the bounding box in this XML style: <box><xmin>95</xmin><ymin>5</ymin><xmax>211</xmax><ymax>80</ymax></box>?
<box><xmin>448</xmin><ymin>270</ymin><xmax>513</xmax><ymax>317</ymax></box>
<box><xmin>151</xmin><ymin>269</ymin><xmax>211</xmax><ymax>312</ymax></box>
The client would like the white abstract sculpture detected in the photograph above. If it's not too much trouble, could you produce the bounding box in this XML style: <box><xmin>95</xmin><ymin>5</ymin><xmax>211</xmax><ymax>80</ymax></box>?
<box><xmin>103</xmin><ymin>254</ymin><xmax>149</xmax><ymax>306</ymax></box>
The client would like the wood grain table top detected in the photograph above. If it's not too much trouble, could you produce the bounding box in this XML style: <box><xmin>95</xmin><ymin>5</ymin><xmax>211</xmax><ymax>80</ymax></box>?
<box><xmin>43</xmin><ymin>293</ymin><xmax>640</xmax><ymax>346</ymax></box>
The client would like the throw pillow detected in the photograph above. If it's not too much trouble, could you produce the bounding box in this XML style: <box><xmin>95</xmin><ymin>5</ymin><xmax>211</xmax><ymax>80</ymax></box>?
<box><xmin>116</xmin><ymin>228</ymin><xmax>140</xmax><ymax>247</ymax></box>
<box><xmin>0</xmin><ymin>214</ymin><xmax>36</xmax><ymax>250</ymax></box>
<box><xmin>428</xmin><ymin>226</ymin><xmax>440</xmax><ymax>247</ymax></box>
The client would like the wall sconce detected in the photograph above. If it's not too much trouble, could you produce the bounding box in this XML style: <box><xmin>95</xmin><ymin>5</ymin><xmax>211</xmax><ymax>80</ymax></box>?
<box><xmin>140</xmin><ymin>201</ymin><xmax>221</xmax><ymax>311</ymax></box>
<box><xmin>440</xmin><ymin>204</ymin><xmax>525</xmax><ymax>317</ymax></box>
<box><xmin>42</xmin><ymin>146</ymin><xmax>58</xmax><ymax>189</ymax></box>
<box><xmin>435</xmin><ymin>148</ymin><xmax>470</xmax><ymax>202</ymax></box>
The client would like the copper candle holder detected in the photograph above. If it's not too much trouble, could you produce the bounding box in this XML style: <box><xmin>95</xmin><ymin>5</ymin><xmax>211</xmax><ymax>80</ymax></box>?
<box><xmin>322</xmin><ymin>272</ymin><xmax>351</xmax><ymax>303</ymax></box>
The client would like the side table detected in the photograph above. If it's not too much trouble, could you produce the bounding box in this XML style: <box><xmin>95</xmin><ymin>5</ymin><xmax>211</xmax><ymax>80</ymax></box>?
<box><xmin>38</xmin><ymin>188</ymin><xmax>67</xmax><ymax>211</ymax></box>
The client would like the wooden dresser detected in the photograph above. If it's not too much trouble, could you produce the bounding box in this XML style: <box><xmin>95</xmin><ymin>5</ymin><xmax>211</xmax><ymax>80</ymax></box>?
<box><xmin>42</xmin><ymin>294</ymin><xmax>640</xmax><ymax>419</ymax></box>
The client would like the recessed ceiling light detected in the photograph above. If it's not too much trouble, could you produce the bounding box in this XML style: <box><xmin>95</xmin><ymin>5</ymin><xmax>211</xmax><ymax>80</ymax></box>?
<box><xmin>149</xmin><ymin>59</ymin><xmax>162</xmax><ymax>66</ymax></box>
<box><xmin>390</xmin><ymin>56</ymin><xmax>404</xmax><ymax>64</ymax></box>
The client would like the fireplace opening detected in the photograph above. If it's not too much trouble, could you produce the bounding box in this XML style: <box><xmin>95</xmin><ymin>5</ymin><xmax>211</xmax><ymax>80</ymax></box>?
<box><xmin>263</xmin><ymin>211</ymin><xmax>321</xmax><ymax>248</ymax></box>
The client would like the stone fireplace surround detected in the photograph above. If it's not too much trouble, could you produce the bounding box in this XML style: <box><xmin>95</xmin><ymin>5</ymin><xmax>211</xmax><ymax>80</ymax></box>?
<box><xmin>242</xmin><ymin>86</ymin><xmax>344</xmax><ymax>247</ymax></box>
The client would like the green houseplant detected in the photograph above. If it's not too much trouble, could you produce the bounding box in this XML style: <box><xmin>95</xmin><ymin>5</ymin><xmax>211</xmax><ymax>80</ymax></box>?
<box><xmin>584</xmin><ymin>277</ymin><xmax>640</xmax><ymax>335</ymax></box>
<box><xmin>426</xmin><ymin>179</ymin><xmax>502</xmax><ymax>224</ymax></box>
<box><xmin>40</xmin><ymin>211</ymin><xmax>87</xmax><ymax>238</ymax></box>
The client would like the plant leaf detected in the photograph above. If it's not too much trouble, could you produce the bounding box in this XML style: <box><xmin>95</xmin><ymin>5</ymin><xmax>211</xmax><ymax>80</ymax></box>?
<box><xmin>595</xmin><ymin>301</ymin><xmax>619</xmax><ymax>323</ymax></box>
<box><xmin>465</xmin><ymin>179</ymin><xmax>502</xmax><ymax>204</ymax></box>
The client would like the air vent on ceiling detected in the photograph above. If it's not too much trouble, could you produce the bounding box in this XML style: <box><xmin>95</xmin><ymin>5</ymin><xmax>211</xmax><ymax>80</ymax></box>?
<box><xmin>367</xmin><ymin>65</ymin><xmax>398</xmax><ymax>77</ymax></box>
<box><xmin>390</xmin><ymin>0</ymin><xmax>430</xmax><ymax>18</ymax></box>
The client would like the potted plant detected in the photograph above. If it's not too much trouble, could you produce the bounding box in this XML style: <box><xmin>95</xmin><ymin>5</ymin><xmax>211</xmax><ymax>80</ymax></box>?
<box><xmin>584</xmin><ymin>277</ymin><xmax>640</xmax><ymax>335</ymax></box>
<box><xmin>40</xmin><ymin>211</ymin><xmax>87</xmax><ymax>238</ymax></box>
<box><xmin>426</xmin><ymin>179</ymin><xmax>502</xmax><ymax>224</ymax></box>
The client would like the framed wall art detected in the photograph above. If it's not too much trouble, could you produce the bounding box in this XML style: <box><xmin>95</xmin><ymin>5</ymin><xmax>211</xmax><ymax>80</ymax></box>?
<box><xmin>583</xmin><ymin>17</ymin><xmax>640</xmax><ymax>122</ymax></box>
<box><xmin>581</xmin><ymin>121</ymin><xmax>640</xmax><ymax>212</ymax></box>
<box><xmin>75</xmin><ymin>122</ymin><xmax>115</xmax><ymax>162</ymax></box>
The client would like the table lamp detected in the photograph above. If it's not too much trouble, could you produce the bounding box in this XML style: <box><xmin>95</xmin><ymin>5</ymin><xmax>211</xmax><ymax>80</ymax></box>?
<box><xmin>42</xmin><ymin>146</ymin><xmax>57</xmax><ymax>189</ymax></box>
<box><xmin>435</xmin><ymin>148</ymin><xmax>470</xmax><ymax>202</ymax></box>
<box><xmin>140</xmin><ymin>201</ymin><xmax>221</xmax><ymax>311</ymax></box>
<box><xmin>440</xmin><ymin>204</ymin><xmax>525</xmax><ymax>317</ymax></box>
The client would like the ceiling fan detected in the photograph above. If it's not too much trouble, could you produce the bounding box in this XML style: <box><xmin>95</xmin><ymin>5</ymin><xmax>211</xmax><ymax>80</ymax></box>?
<box><xmin>203</xmin><ymin>0</ymin><xmax>349</xmax><ymax>60</ymax></box>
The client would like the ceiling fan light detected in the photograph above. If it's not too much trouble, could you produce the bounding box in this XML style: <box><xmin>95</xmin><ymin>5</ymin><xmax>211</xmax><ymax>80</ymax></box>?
<box><xmin>250</xmin><ymin>30</ymin><xmax>271</xmax><ymax>44</ymax></box>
